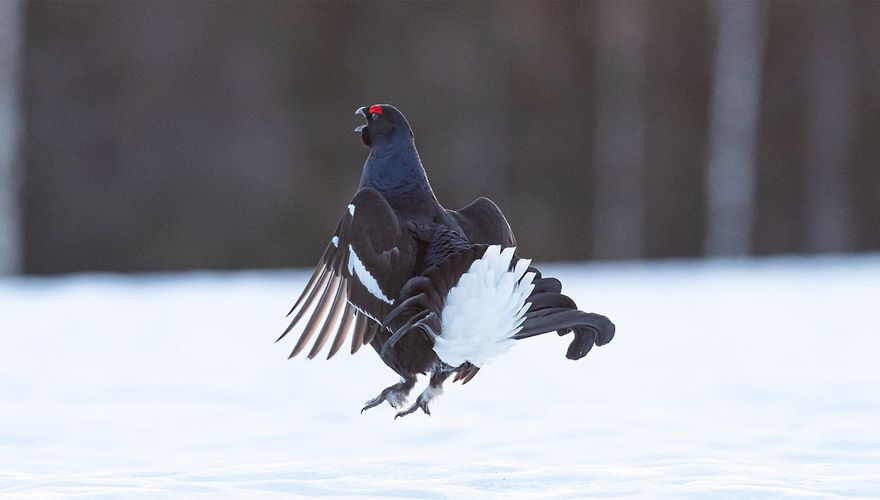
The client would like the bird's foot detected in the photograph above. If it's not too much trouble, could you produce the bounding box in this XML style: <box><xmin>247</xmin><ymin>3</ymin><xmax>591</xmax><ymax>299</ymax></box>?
<box><xmin>394</xmin><ymin>385</ymin><xmax>442</xmax><ymax>419</ymax></box>
<box><xmin>361</xmin><ymin>378</ymin><xmax>415</xmax><ymax>414</ymax></box>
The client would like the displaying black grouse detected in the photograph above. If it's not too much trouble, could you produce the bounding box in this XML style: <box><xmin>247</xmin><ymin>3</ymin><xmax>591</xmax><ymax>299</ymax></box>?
<box><xmin>279</xmin><ymin>104</ymin><xmax>615</xmax><ymax>418</ymax></box>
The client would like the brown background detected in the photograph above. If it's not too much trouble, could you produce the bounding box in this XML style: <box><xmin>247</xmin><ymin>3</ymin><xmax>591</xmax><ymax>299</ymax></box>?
<box><xmin>18</xmin><ymin>1</ymin><xmax>880</xmax><ymax>274</ymax></box>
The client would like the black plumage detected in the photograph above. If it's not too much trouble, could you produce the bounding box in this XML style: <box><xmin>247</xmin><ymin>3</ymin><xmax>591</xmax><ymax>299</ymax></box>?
<box><xmin>279</xmin><ymin>104</ymin><xmax>614</xmax><ymax>418</ymax></box>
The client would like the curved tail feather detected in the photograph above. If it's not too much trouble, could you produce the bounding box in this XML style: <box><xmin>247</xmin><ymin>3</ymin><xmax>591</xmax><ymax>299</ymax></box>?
<box><xmin>381</xmin><ymin>244</ymin><xmax>616</xmax><ymax>370</ymax></box>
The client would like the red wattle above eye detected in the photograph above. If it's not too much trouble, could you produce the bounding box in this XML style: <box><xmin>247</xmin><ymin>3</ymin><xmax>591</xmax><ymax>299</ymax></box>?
<box><xmin>368</xmin><ymin>105</ymin><xmax>383</xmax><ymax>116</ymax></box>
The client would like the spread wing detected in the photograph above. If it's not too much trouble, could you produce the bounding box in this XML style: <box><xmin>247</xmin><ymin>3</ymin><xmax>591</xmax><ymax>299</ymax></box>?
<box><xmin>448</xmin><ymin>197</ymin><xmax>516</xmax><ymax>247</ymax></box>
<box><xmin>279</xmin><ymin>188</ymin><xmax>415</xmax><ymax>359</ymax></box>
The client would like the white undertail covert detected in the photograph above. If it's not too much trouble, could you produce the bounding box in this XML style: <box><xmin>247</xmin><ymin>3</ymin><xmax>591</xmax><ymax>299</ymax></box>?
<box><xmin>433</xmin><ymin>245</ymin><xmax>536</xmax><ymax>367</ymax></box>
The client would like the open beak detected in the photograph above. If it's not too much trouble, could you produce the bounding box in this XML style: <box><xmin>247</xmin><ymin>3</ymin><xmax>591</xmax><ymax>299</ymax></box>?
<box><xmin>355</xmin><ymin>107</ymin><xmax>371</xmax><ymax>147</ymax></box>
<box><xmin>354</xmin><ymin>107</ymin><xmax>368</xmax><ymax>133</ymax></box>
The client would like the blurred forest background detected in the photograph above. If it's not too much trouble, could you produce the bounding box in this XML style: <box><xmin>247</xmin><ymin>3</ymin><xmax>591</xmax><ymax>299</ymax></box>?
<box><xmin>1</xmin><ymin>0</ymin><xmax>878</xmax><ymax>275</ymax></box>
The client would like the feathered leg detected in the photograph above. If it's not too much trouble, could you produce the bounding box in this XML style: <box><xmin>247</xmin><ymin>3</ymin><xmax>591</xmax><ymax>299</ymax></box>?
<box><xmin>394</xmin><ymin>370</ymin><xmax>451</xmax><ymax>419</ymax></box>
<box><xmin>361</xmin><ymin>375</ymin><xmax>417</xmax><ymax>413</ymax></box>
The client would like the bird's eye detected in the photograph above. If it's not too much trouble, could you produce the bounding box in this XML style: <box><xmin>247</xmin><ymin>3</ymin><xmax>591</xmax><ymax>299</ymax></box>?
<box><xmin>368</xmin><ymin>105</ymin><xmax>383</xmax><ymax>120</ymax></box>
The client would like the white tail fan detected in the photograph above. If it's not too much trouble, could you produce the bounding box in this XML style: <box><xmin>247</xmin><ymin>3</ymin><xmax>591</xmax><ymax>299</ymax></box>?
<box><xmin>434</xmin><ymin>245</ymin><xmax>536</xmax><ymax>367</ymax></box>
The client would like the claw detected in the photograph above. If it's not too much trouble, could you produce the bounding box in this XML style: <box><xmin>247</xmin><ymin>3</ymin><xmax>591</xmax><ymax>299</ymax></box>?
<box><xmin>394</xmin><ymin>400</ymin><xmax>431</xmax><ymax>419</ymax></box>
<box><xmin>361</xmin><ymin>379</ymin><xmax>415</xmax><ymax>414</ymax></box>
<box><xmin>392</xmin><ymin>384</ymin><xmax>442</xmax><ymax>419</ymax></box>
<box><xmin>362</xmin><ymin>394</ymin><xmax>394</xmax><ymax>413</ymax></box>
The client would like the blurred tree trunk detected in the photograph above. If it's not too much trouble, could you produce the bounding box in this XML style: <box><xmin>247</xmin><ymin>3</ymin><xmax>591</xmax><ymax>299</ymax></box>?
<box><xmin>592</xmin><ymin>0</ymin><xmax>647</xmax><ymax>260</ymax></box>
<box><xmin>804</xmin><ymin>5</ymin><xmax>856</xmax><ymax>253</ymax></box>
<box><xmin>704</xmin><ymin>0</ymin><xmax>767</xmax><ymax>256</ymax></box>
<box><xmin>0</xmin><ymin>0</ymin><xmax>23</xmax><ymax>274</ymax></box>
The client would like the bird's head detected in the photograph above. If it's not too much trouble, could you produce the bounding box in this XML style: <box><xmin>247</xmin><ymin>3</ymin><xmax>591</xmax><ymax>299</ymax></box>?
<box><xmin>355</xmin><ymin>104</ymin><xmax>414</xmax><ymax>149</ymax></box>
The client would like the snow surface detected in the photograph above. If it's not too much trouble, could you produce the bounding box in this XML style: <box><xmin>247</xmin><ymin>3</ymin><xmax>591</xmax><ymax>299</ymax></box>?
<box><xmin>1</xmin><ymin>256</ymin><xmax>879</xmax><ymax>498</ymax></box>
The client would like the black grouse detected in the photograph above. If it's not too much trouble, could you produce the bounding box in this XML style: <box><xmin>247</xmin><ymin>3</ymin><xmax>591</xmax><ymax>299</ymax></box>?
<box><xmin>279</xmin><ymin>104</ymin><xmax>615</xmax><ymax>418</ymax></box>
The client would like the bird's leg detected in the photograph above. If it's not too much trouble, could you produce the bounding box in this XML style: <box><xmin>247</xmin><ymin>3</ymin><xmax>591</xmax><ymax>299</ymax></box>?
<box><xmin>394</xmin><ymin>370</ymin><xmax>451</xmax><ymax>419</ymax></box>
<box><xmin>361</xmin><ymin>375</ymin><xmax>416</xmax><ymax>413</ymax></box>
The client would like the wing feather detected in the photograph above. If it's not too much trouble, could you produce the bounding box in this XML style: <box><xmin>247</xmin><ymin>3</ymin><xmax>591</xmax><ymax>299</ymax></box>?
<box><xmin>461</xmin><ymin>366</ymin><xmax>480</xmax><ymax>384</ymax></box>
<box><xmin>286</xmin><ymin>247</ymin><xmax>333</xmax><ymax>316</ymax></box>
<box><xmin>277</xmin><ymin>265</ymin><xmax>332</xmax><ymax>342</ymax></box>
<box><xmin>289</xmin><ymin>275</ymin><xmax>341</xmax><ymax>358</ymax></box>
<box><xmin>448</xmin><ymin>197</ymin><xmax>515</xmax><ymax>247</ymax></box>
<box><xmin>350</xmin><ymin>312</ymin><xmax>367</xmax><ymax>354</ymax></box>
<box><xmin>281</xmin><ymin>187</ymin><xmax>417</xmax><ymax>359</ymax></box>
<box><xmin>363</xmin><ymin>322</ymin><xmax>379</xmax><ymax>346</ymax></box>
<box><xmin>327</xmin><ymin>304</ymin><xmax>357</xmax><ymax>359</ymax></box>
<box><xmin>307</xmin><ymin>279</ymin><xmax>348</xmax><ymax>359</ymax></box>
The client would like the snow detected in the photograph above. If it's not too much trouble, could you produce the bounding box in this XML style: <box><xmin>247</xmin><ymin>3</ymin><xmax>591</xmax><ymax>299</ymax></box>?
<box><xmin>1</xmin><ymin>256</ymin><xmax>879</xmax><ymax>498</ymax></box>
